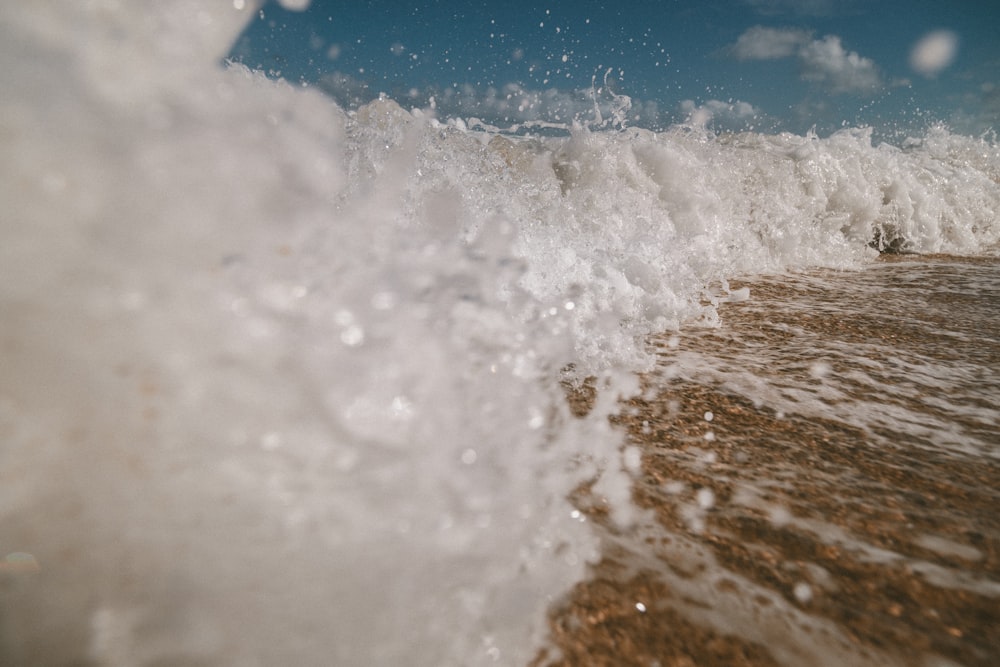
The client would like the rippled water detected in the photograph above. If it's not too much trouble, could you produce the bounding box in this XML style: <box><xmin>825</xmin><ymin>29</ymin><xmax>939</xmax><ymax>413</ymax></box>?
<box><xmin>669</xmin><ymin>255</ymin><xmax>1000</xmax><ymax>459</ymax></box>
<box><xmin>547</xmin><ymin>255</ymin><xmax>1000</xmax><ymax>667</ymax></box>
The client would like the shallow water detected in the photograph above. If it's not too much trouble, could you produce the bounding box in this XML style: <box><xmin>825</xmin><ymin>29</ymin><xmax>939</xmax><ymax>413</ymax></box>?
<box><xmin>667</xmin><ymin>255</ymin><xmax>1000</xmax><ymax>460</ymax></box>
<box><xmin>546</xmin><ymin>255</ymin><xmax>1000</xmax><ymax>667</ymax></box>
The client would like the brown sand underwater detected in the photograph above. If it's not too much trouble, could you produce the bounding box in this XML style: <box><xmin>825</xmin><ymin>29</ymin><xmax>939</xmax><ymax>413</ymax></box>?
<box><xmin>538</xmin><ymin>255</ymin><xmax>1000</xmax><ymax>667</ymax></box>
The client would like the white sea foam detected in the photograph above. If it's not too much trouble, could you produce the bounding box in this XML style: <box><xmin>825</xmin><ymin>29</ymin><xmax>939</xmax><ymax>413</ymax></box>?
<box><xmin>1</xmin><ymin>2</ymin><xmax>999</xmax><ymax>666</ymax></box>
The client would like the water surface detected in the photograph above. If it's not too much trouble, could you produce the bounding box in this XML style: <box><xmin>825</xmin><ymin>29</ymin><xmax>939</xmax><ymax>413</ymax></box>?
<box><xmin>547</xmin><ymin>255</ymin><xmax>1000</xmax><ymax>667</ymax></box>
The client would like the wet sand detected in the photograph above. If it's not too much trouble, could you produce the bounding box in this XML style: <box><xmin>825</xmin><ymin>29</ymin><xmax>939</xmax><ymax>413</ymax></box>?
<box><xmin>538</xmin><ymin>256</ymin><xmax>1000</xmax><ymax>666</ymax></box>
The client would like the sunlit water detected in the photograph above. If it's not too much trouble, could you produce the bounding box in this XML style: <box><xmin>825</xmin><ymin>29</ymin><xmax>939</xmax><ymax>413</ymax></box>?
<box><xmin>666</xmin><ymin>256</ymin><xmax>1000</xmax><ymax>461</ymax></box>
<box><xmin>1</xmin><ymin>4</ymin><xmax>998</xmax><ymax>666</ymax></box>
<box><xmin>550</xmin><ymin>256</ymin><xmax>998</xmax><ymax>666</ymax></box>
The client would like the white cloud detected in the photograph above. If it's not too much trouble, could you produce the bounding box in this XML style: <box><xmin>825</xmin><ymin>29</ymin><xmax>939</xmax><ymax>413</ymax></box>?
<box><xmin>910</xmin><ymin>30</ymin><xmax>959</xmax><ymax>77</ymax></box>
<box><xmin>798</xmin><ymin>35</ymin><xmax>881</xmax><ymax>94</ymax></box>
<box><xmin>730</xmin><ymin>26</ymin><xmax>812</xmax><ymax>60</ymax></box>
<box><xmin>947</xmin><ymin>80</ymin><xmax>1000</xmax><ymax>136</ymax></box>
<box><xmin>729</xmin><ymin>27</ymin><xmax>882</xmax><ymax>95</ymax></box>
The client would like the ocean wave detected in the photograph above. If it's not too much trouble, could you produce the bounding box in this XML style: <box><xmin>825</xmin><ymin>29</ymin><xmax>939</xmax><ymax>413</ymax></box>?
<box><xmin>1</xmin><ymin>3</ymin><xmax>998</xmax><ymax>665</ymax></box>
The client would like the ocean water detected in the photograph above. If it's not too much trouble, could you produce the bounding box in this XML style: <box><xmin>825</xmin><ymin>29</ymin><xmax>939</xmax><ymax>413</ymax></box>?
<box><xmin>1</xmin><ymin>3</ymin><xmax>998</xmax><ymax>666</ymax></box>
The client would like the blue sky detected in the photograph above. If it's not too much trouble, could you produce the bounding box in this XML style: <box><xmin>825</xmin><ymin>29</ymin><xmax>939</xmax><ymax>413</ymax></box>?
<box><xmin>230</xmin><ymin>0</ymin><xmax>1000</xmax><ymax>138</ymax></box>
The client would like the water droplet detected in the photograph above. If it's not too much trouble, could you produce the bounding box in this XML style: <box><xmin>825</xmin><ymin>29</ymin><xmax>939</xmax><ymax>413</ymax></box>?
<box><xmin>663</xmin><ymin>480</ymin><xmax>685</xmax><ymax>495</ymax></box>
<box><xmin>340</xmin><ymin>325</ymin><xmax>364</xmax><ymax>346</ymax></box>
<box><xmin>390</xmin><ymin>395</ymin><xmax>413</xmax><ymax>420</ymax></box>
<box><xmin>810</xmin><ymin>361</ymin><xmax>831</xmax><ymax>378</ymax></box>
<box><xmin>623</xmin><ymin>446</ymin><xmax>642</xmax><ymax>472</ymax></box>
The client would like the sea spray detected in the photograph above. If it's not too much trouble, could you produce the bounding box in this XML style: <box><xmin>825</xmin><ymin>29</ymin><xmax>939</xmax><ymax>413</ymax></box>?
<box><xmin>2</xmin><ymin>2</ymin><xmax>1000</xmax><ymax>666</ymax></box>
<box><xmin>1</xmin><ymin>3</ymin><xmax>638</xmax><ymax>665</ymax></box>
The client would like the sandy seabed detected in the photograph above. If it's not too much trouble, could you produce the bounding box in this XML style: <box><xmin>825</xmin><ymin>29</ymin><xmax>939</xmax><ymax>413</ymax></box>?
<box><xmin>538</xmin><ymin>256</ymin><xmax>1000</xmax><ymax>667</ymax></box>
